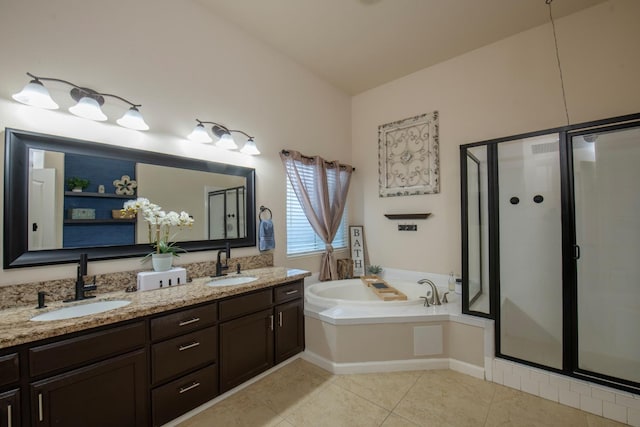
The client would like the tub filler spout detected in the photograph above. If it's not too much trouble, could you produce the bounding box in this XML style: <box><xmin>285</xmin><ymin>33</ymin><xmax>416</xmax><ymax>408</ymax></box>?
<box><xmin>417</xmin><ymin>278</ymin><xmax>441</xmax><ymax>307</ymax></box>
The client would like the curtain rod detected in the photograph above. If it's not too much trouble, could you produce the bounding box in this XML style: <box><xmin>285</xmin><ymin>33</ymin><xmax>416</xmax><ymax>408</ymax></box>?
<box><xmin>280</xmin><ymin>150</ymin><xmax>355</xmax><ymax>171</ymax></box>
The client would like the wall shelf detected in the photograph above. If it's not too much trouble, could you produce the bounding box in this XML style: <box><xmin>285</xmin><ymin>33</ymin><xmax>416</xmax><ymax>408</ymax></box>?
<box><xmin>64</xmin><ymin>219</ymin><xmax>136</xmax><ymax>224</ymax></box>
<box><xmin>384</xmin><ymin>213</ymin><xmax>431</xmax><ymax>220</ymax></box>
<box><xmin>64</xmin><ymin>191</ymin><xmax>136</xmax><ymax>199</ymax></box>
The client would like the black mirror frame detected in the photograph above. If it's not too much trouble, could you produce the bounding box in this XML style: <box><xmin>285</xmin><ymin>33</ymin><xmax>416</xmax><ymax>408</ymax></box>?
<box><xmin>3</xmin><ymin>128</ymin><xmax>256</xmax><ymax>268</ymax></box>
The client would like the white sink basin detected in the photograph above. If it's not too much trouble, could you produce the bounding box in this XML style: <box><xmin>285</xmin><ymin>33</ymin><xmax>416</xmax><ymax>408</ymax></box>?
<box><xmin>206</xmin><ymin>276</ymin><xmax>258</xmax><ymax>287</ymax></box>
<box><xmin>31</xmin><ymin>300</ymin><xmax>131</xmax><ymax>322</ymax></box>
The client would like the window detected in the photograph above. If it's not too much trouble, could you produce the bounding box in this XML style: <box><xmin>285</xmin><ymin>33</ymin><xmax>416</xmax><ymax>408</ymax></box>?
<box><xmin>285</xmin><ymin>173</ymin><xmax>348</xmax><ymax>256</ymax></box>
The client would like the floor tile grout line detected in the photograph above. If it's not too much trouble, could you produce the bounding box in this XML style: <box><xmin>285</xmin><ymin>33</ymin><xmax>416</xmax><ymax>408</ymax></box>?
<box><xmin>381</xmin><ymin>371</ymin><xmax>426</xmax><ymax>426</ymax></box>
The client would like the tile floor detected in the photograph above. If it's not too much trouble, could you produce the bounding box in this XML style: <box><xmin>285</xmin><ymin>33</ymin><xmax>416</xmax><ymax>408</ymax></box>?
<box><xmin>178</xmin><ymin>359</ymin><xmax>626</xmax><ymax>427</ymax></box>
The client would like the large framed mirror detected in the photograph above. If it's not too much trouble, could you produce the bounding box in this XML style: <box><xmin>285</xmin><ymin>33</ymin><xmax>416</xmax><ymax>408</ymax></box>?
<box><xmin>4</xmin><ymin>128</ymin><xmax>256</xmax><ymax>268</ymax></box>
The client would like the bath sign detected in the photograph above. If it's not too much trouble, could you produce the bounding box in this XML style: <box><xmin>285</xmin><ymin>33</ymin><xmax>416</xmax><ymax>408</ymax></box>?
<box><xmin>349</xmin><ymin>225</ymin><xmax>365</xmax><ymax>277</ymax></box>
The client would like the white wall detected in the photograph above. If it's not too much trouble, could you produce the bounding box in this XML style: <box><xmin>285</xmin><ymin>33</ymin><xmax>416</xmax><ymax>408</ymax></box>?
<box><xmin>0</xmin><ymin>0</ymin><xmax>351</xmax><ymax>285</ymax></box>
<box><xmin>351</xmin><ymin>0</ymin><xmax>640</xmax><ymax>275</ymax></box>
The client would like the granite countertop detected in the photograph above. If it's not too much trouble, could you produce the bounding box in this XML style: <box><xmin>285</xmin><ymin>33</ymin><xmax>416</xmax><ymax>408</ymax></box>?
<box><xmin>0</xmin><ymin>267</ymin><xmax>311</xmax><ymax>350</ymax></box>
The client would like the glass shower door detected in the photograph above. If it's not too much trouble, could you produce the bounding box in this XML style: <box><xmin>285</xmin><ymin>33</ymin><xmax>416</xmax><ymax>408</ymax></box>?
<box><xmin>498</xmin><ymin>134</ymin><xmax>564</xmax><ymax>369</ymax></box>
<box><xmin>572</xmin><ymin>125</ymin><xmax>640</xmax><ymax>384</ymax></box>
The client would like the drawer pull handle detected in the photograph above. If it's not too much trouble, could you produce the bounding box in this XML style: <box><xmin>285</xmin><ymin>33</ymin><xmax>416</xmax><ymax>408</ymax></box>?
<box><xmin>178</xmin><ymin>342</ymin><xmax>201</xmax><ymax>351</ymax></box>
<box><xmin>270</xmin><ymin>315</ymin><xmax>274</xmax><ymax>331</ymax></box>
<box><xmin>279</xmin><ymin>311</ymin><xmax>283</xmax><ymax>327</ymax></box>
<box><xmin>179</xmin><ymin>382</ymin><xmax>201</xmax><ymax>394</ymax></box>
<box><xmin>178</xmin><ymin>317</ymin><xmax>200</xmax><ymax>326</ymax></box>
<box><xmin>38</xmin><ymin>393</ymin><xmax>43</xmax><ymax>422</ymax></box>
<box><xmin>285</xmin><ymin>290</ymin><xmax>299</xmax><ymax>295</ymax></box>
<box><xmin>7</xmin><ymin>403</ymin><xmax>11</xmax><ymax>427</ymax></box>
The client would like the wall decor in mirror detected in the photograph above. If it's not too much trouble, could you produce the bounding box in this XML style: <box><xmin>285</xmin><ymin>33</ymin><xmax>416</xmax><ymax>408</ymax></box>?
<box><xmin>3</xmin><ymin>128</ymin><xmax>256</xmax><ymax>268</ymax></box>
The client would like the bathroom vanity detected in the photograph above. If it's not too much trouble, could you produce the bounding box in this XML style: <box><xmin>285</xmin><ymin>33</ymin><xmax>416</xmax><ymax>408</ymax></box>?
<box><xmin>0</xmin><ymin>268</ymin><xmax>308</xmax><ymax>427</ymax></box>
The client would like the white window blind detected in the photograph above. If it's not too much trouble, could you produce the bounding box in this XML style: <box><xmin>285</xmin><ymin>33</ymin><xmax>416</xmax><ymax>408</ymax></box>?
<box><xmin>285</xmin><ymin>168</ymin><xmax>348</xmax><ymax>256</ymax></box>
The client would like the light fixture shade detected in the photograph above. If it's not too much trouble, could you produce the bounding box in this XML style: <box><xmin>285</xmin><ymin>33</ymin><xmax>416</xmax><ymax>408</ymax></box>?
<box><xmin>187</xmin><ymin>124</ymin><xmax>213</xmax><ymax>143</ymax></box>
<box><xmin>12</xmin><ymin>80</ymin><xmax>59</xmax><ymax>109</ymax></box>
<box><xmin>116</xmin><ymin>107</ymin><xmax>149</xmax><ymax>131</ymax></box>
<box><xmin>216</xmin><ymin>133</ymin><xmax>238</xmax><ymax>150</ymax></box>
<box><xmin>69</xmin><ymin>96</ymin><xmax>108</xmax><ymax>121</ymax></box>
<box><xmin>240</xmin><ymin>138</ymin><xmax>260</xmax><ymax>155</ymax></box>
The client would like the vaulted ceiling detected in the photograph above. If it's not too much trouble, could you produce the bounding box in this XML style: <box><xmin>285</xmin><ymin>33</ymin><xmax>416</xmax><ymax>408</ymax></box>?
<box><xmin>196</xmin><ymin>0</ymin><xmax>606</xmax><ymax>94</ymax></box>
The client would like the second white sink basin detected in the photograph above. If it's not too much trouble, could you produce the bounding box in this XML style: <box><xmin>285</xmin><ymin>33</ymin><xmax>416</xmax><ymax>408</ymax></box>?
<box><xmin>206</xmin><ymin>276</ymin><xmax>258</xmax><ymax>287</ymax></box>
<box><xmin>31</xmin><ymin>300</ymin><xmax>131</xmax><ymax>322</ymax></box>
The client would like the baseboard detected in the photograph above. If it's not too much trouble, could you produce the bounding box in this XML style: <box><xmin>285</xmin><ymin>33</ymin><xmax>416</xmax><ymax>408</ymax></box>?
<box><xmin>302</xmin><ymin>350</ymin><xmax>484</xmax><ymax>377</ymax></box>
<box><xmin>449</xmin><ymin>358</ymin><xmax>485</xmax><ymax>379</ymax></box>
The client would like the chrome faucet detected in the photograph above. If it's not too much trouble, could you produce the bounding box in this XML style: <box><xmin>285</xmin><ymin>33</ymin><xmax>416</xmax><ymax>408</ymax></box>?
<box><xmin>214</xmin><ymin>242</ymin><xmax>231</xmax><ymax>277</ymax></box>
<box><xmin>65</xmin><ymin>253</ymin><xmax>97</xmax><ymax>302</ymax></box>
<box><xmin>418</xmin><ymin>278</ymin><xmax>441</xmax><ymax>307</ymax></box>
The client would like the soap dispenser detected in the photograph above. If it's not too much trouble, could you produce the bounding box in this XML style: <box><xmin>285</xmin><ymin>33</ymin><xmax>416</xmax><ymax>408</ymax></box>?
<box><xmin>448</xmin><ymin>272</ymin><xmax>455</xmax><ymax>291</ymax></box>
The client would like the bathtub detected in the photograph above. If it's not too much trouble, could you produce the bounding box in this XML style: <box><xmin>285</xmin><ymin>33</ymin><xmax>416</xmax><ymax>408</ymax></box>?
<box><xmin>302</xmin><ymin>271</ymin><xmax>492</xmax><ymax>378</ymax></box>
<box><xmin>305</xmin><ymin>278</ymin><xmax>428</xmax><ymax>307</ymax></box>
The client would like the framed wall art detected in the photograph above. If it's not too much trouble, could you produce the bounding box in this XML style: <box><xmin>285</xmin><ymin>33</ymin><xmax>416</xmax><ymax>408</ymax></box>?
<box><xmin>378</xmin><ymin>111</ymin><xmax>440</xmax><ymax>197</ymax></box>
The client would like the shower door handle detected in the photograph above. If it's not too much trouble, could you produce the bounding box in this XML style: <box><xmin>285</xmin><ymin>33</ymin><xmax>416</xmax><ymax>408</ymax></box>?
<box><xmin>573</xmin><ymin>244</ymin><xmax>581</xmax><ymax>260</ymax></box>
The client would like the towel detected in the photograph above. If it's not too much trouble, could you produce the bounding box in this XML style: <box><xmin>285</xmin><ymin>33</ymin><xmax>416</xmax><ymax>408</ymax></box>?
<box><xmin>259</xmin><ymin>219</ymin><xmax>275</xmax><ymax>251</ymax></box>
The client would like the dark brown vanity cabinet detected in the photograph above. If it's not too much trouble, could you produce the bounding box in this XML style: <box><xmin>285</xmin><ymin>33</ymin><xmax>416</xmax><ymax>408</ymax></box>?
<box><xmin>0</xmin><ymin>388</ymin><xmax>19</xmax><ymax>427</ymax></box>
<box><xmin>273</xmin><ymin>281</ymin><xmax>304</xmax><ymax>364</ymax></box>
<box><xmin>0</xmin><ymin>352</ymin><xmax>20</xmax><ymax>427</ymax></box>
<box><xmin>28</xmin><ymin>321</ymin><xmax>147</xmax><ymax>427</ymax></box>
<box><xmin>150</xmin><ymin>302</ymin><xmax>219</xmax><ymax>427</ymax></box>
<box><xmin>219</xmin><ymin>281</ymin><xmax>304</xmax><ymax>393</ymax></box>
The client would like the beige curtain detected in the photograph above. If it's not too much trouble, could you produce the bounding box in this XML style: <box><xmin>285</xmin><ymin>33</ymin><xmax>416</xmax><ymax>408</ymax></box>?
<box><xmin>280</xmin><ymin>150</ymin><xmax>353</xmax><ymax>281</ymax></box>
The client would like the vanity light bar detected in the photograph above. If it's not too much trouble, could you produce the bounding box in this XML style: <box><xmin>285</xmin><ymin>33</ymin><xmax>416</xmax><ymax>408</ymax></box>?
<box><xmin>187</xmin><ymin>119</ymin><xmax>260</xmax><ymax>155</ymax></box>
<box><xmin>12</xmin><ymin>72</ymin><xmax>149</xmax><ymax>131</ymax></box>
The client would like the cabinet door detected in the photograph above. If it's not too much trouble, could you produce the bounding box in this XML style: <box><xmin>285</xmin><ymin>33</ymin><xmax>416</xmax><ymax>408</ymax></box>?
<box><xmin>219</xmin><ymin>309</ymin><xmax>273</xmax><ymax>393</ymax></box>
<box><xmin>30</xmin><ymin>350</ymin><xmax>147</xmax><ymax>427</ymax></box>
<box><xmin>275</xmin><ymin>299</ymin><xmax>304</xmax><ymax>364</ymax></box>
<box><xmin>0</xmin><ymin>389</ymin><xmax>19</xmax><ymax>427</ymax></box>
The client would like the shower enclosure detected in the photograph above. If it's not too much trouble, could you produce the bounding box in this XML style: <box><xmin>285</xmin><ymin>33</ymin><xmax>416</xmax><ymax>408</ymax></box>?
<box><xmin>461</xmin><ymin>113</ymin><xmax>640</xmax><ymax>392</ymax></box>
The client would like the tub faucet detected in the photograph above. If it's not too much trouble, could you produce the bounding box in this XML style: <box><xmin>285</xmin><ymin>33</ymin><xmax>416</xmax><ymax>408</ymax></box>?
<box><xmin>215</xmin><ymin>242</ymin><xmax>231</xmax><ymax>277</ymax></box>
<box><xmin>418</xmin><ymin>278</ymin><xmax>441</xmax><ymax>306</ymax></box>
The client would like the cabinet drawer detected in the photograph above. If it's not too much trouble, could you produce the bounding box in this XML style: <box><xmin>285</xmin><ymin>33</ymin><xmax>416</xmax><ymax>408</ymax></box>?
<box><xmin>0</xmin><ymin>353</ymin><xmax>19</xmax><ymax>388</ymax></box>
<box><xmin>152</xmin><ymin>363</ymin><xmax>217</xmax><ymax>426</ymax></box>
<box><xmin>151</xmin><ymin>302</ymin><xmax>217</xmax><ymax>341</ymax></box>
<box><xmin>219</xmin><ymin>289</ymin><xmax>272</xmax><ymax>321</ymax></box>
<box><xmin>152</xmin><ymin>326</ymin><xmax>217</xmax><ymax>384</ymax></box>
<box><xmin>274</xmin><ymin>281</ymin><xmax>303</xmax><ymax>303</ymax></box>
<box><xmin>29</xmin><ymin>321</ymin><xmax>145</xmax><ymax>377</ymax></box>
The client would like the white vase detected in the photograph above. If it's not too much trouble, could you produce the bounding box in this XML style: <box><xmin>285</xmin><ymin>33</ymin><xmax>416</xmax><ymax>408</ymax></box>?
<box><xmin>151</xmin><ymin>253</ymin><xmax>173</xmax><ymax>272</ymax></box>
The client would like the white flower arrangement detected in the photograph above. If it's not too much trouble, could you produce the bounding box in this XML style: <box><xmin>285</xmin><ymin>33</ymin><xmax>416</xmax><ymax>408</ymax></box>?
<box><xmin>122</xmin><ymin>197</ymin><xmax>194</xmax><ymax>256</ymax></box>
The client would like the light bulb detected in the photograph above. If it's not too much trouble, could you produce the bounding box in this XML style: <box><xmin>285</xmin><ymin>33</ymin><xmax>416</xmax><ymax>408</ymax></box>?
<box><xmin>116</xmin><ymin>107</ymin><xmax>149</xmax><ymax>131</ymax></box>
<box><xmin>12</xmin><ymin>80</ymin><xmax>59</xmax><ymax>109</ymax></box>
<box><xmin>187</xmin><ymin>124</ymin><xmax>213</xmax><ymax>143</ymax></box>
<box><xmin>69</xmin><ymin>97</ymin><xmax>107</xmax><ymax>121</ymax></box>
<box><xmin>240</xmin><ymin>138</ymin><xmax>260</xmax><ymax>155</ymax></box>
<box><xmin>216</xmin><ymin>133</ymin><xmax>238</xmax><ymax>150</ymax></box>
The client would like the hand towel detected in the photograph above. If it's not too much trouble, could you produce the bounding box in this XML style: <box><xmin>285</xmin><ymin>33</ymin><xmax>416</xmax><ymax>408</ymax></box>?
<box><xmin>259</xmin><ymin>219</ymin><xmax>275</xmax><ymax>251</ymax></box>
